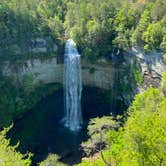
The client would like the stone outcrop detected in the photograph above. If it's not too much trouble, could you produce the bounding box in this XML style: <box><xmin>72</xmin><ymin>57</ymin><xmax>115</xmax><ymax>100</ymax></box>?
<box><xmin>129</xmin><ymin>48</ymin><xmax>165</xmax><ymax>91</ymax></box>
<box><xmin>82</xmin><ymin>60</ymin><xmax>114</xmax><ymax>89</ymax></box>
<box><xmin>2</xmin><ymin>58</ymin><xmax>114</xmax><ymax>90</ymax></box>
<box><xmin>2</xmin><ymin>58</ymin><xmax>63</xmax><ymax>85</ymax></box>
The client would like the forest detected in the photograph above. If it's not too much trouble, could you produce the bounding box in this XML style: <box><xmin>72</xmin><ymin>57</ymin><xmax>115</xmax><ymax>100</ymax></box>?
<box><xmin>0</xmin><ymin>0</ymin><xmax>166</xmax><ymax>60</ymax></box>
<box><xmin>0</xmin><ymin>0</ymin><xmax>166</xmax><ymax>166</ymax></box>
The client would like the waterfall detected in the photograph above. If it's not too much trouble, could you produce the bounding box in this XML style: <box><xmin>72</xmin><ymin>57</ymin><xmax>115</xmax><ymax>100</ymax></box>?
<box><xmin>63</xmin><ymin>39</ymin><xmax>82</xmax><ymax>131</ymax></box>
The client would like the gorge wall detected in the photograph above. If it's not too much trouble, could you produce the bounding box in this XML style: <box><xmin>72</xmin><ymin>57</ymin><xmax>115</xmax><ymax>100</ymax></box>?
<box><xmin>2</xmin><ymin>58</ymin><xmax>115</xmax><ymax>90</ymax></box>
<box><xmin>1</xmin><ymin>49</ymin><xmax>165</xmax><ymax>106</ymax></box>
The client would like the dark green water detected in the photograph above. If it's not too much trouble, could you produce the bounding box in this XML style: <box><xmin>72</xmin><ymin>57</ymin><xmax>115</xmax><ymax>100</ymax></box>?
<box><xmin>8</xmin><ymin>87</ymin><xmax>116</xmax><ymax>165</ymax></box>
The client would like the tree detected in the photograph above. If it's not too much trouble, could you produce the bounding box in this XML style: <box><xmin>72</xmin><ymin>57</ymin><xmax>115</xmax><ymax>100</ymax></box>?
<box><xmin>161</xmin><ymin>71</ymin><xmax>166</xmax><ymax>95</ymax></box>
<box><xmin>0</xmin><ymin>126</ymin><xmax>32</xmax><ymax>166</ymax></box>
<box><xmin>78</xmin><ymin>87</ymin><xmax>166</xmax><ymax>166</ymax></box>
<box><xmin>81</xmin><ymin>116</ymin><xmax>120</xmax><ymax>157</ymax></box>
<box><xmin>120</xmin><ymin>89</ymin><xmax>166</xmax><ymax>166</ymax></box>
<box><xmin>39</xmin><ymin>154</ymin><xmax>66</xmax><ymax>166</ymax></box>
<box><xmin>131</xmin><ymin>6</ymin><xmax>152</xmax><ymax>46</ymax></box>
<box><xmin>142</xmin><ymin>22</ymin><xmax>165</xmax><ymax>50</ymax></box>
<box><xmin>151</xmin><ymin>0</ymin><xmax>166</xmax><ymax>21</ymax></box>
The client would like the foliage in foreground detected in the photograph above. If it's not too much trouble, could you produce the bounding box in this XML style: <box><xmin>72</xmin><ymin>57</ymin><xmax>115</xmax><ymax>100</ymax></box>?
<box><xmin>39</xmin><ymin>154</ymin><xmax>66</xmax><ymax>166</ymax></box>
<box><xmin>81</xmin><ymin>116</ymin><xmax>120</xmax><ymax>156</ymax></box>
<box><xmin>78</xmin><ymin>86</ymin><xmax>166</xmax><ymax>166</ymax></box>
<box><xmin>161</xmin><ymin>70</ymin><xmax>166</xmax><ymax>95</ymax></box>
<box><xmin>0</xmin><ymin>126</ymin><xmax>32</xmax><ymax>166</ymax></box>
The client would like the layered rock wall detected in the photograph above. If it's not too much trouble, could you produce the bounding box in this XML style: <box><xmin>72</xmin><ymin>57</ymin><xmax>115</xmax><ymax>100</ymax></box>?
<box><xmin>2</xmin><ymin>58</ymin><xmax>114</xmax><ymax>90</ymax></box>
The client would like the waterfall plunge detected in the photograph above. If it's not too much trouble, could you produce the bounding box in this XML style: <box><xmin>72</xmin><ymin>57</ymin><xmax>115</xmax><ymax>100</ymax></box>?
<box><xmin>63</xmin><ymin>39</ymin><xmax>83</xmax><ymax>131</ymax></box>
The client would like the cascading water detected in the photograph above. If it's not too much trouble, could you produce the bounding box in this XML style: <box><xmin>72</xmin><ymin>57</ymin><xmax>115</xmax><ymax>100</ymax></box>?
<box><xmin>63</xmin><ymin>39</ymin><xmax>82</xmax><ymax>131</ymax></box>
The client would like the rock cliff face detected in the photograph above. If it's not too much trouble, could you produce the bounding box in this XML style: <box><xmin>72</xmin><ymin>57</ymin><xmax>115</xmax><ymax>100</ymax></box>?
<box><xmin>2</xmin><ymin>58</ymin><xmax>63</xmax><ymax>85</ymax></box>
<box><xmin>2</xmin><ymin>58</ymin><xmax>115</xmax><ymax>90</ymax></box>
<box><xmin>130</xmin><ymin>48</ymin><xmax>165</xmax><ymax>91</ymax></box>
<box><xmin>1</xmin><ymin>49</ymin><xmax>165</xmax><ymax>106</ymax></box>
<box><xmin>120</xmin><ymin>48</ymin><xmax>165</xmax><ymax>105</ymax></box>
<box><xmin>82</xmin><ymin>60</ymin><xmax>114</xmax><ymax>89</ymax></box>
